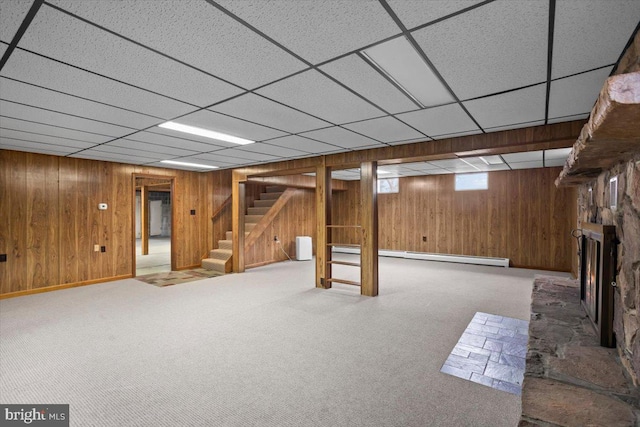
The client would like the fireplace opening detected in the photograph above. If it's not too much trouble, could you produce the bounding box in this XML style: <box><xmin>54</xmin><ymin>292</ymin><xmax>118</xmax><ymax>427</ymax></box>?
<box><xmin>579</xmin><ymin>223</ymin><xmax>617</xmax><ymax>347</ymax></box>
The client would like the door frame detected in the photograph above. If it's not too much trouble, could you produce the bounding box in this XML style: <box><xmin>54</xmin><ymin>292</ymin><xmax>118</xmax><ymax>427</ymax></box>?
<box><xmin>132</xmin><ymin>173</ymin><xmax>176</xmax><ymax>276</ymax></box>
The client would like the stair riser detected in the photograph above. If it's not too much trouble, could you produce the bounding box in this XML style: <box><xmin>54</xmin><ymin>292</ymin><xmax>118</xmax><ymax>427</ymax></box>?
<box><xmin>265</xmin><ymin>186</ymin><xmax>286</xmax><ymax>193</ymax></box>
<box><xmin>260</xmin><ymin>192</ymin><xmax>282</xmax><ymax>200</ymax></box>
<box><xmin>201</xmin><ymin>259</ymin><xmax>227</xmax><ymax>273</ymax></box>
<box><xmin>253</xmin><ymin>199</ymin><xmax>276</xmax><ymax>208</ymax></box>
<box><xmin>226</xmin><ymin>231</ymin><xmax>232</xmax><ymax>240</ymax></box>
<box><xmin>245</xmin><ymin>214</ymin><xmax>263</xmax><ymax>223</ymax></box>
<box><xmin>209</xmin><ymin>249</ymin><xmax>232</xmax><ymax>260</ymax></box>
<box><xmin>247</xmin><ymin>207</ymin><xmax>270</xmax><ymax>215</ymax></box>
<box><xmin>218</xmin><ymin>240</ymin><xmax>232</xmax><ymax>250</ymax></box>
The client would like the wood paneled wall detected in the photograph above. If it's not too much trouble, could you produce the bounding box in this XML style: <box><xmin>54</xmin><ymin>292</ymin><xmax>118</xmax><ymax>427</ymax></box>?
<box><xmin>210</xmin><ymin>169</ymin><xmax>232</xmax><ymax>250</ymax></box>
<box><xmin>245</xmin><ymin>188</ymin><xmax>316</xmax><ymax>268</ymax></box>
<box><xmin>0</xmin><ymin>150</ymin><xmax>217</xmax><ymax>297</ymax></box>
<box><xmin>332</xmin><ymin>167</ymin><xmax>577</xmax><ymax>271</ymax></box>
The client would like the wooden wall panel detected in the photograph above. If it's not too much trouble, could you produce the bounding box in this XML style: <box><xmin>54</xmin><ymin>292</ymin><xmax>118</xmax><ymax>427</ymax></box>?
<box><xmin>333</xmin><ymin>167</ymin><xmax>575</xmax><ymax>271</ymax></box>
<box><xmin>1</xmin><ymin>150</ymin><xmax>214</xmax><ymax>297</ymax></box>
<box><xmin>245</xmin><ymin>188</ymin><xmax>315</xmax><ymax>267</ymax></box>
<box><xmin>210</xmin><ymin>169</ymin><xmax>232</xmax><ymax>249</ymax></box>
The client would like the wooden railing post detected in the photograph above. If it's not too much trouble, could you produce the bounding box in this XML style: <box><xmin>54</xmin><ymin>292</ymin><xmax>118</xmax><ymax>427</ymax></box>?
<box><xmin>232</xmin><ymin>172</ymin><xmax>246</xmax><ymax>273</ymax></box>
<box><xmin>316</xmin><ymin>160</ymin><xmax>332</xmax><ymax>288</ymax></box>
<box><xmin>360</xmin><ymin>161</ymin><xmax>378</xmax><ymax>296</ymax></box>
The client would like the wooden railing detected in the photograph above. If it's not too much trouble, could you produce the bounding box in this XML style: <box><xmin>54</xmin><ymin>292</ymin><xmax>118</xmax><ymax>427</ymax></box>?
<box><xmin>211</xmin><ymin>195</ymin><xmax>232</xmax><ymax>221</ymax></box>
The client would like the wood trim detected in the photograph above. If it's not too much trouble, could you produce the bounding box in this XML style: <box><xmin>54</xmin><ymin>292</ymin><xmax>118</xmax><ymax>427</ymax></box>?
<box><xmin>246</xmin><ymin>259</ymin><xmax>283</xmax><ymax>269</ymax></box>
<box><xmin>140</xmin><ymin>185</ymin><xmax>149</xmax><ymax>255</ymax></box>
<box><xmin>175</xmin><ymin>264</ymin><xmax>202</xmax><ymax>271</ymax></box>
<box><xmin>244</xmin><ymin>188</ymin><xmax>296</xmax><ymax>248</ymax></box>
<box><xmin>0</xmin><ymin>274</ymin><xmax>133</xmax><ymax>300</ymax></box>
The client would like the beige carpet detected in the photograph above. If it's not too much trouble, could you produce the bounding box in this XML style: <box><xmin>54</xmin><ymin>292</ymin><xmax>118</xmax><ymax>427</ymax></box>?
<box><xmin>0</xmin><ymin>255</ymin><xmax>570</xmax><ymax>426</ymax></box>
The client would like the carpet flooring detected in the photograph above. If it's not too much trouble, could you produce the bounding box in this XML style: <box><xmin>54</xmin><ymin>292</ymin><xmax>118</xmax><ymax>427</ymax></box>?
<box><xmin>135</xmin><ymin>269</ymin><xmax>224</xmax><ymax>287</ymax></box>
<box><xmin>0</xmin><ymin>256</ymin><xmax>570</xmax><ymax>426</ymax></box>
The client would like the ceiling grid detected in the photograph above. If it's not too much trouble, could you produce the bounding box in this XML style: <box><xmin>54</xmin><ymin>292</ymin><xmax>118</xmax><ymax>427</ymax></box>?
<box><xmin>0</xmin><ymin>0</ymin><xmax>637</xmax><ymax>173</ymax></box>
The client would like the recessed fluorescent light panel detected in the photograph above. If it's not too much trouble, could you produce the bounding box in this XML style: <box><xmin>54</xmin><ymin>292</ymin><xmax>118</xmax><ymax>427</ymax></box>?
<box><xmin>362</xmin><ymin>37</ymin><xmax>454</xmax><ymax>108</ymax></box>
<box><xmin>159</xmin><ymin>121</ymin><xmax>254</xmax><ymax>145</ymax></box>
<box><xmin>160</xmin><ymin>160</ymin><xmax>219</xmax><ymax>169</ymax></box>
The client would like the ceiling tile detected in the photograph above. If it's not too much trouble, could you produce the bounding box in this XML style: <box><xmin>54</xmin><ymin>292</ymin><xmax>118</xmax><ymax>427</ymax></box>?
<box><xmin>548</xmin><ymin>67</ymin><xmax>613</xmax><ymax>119</ymax></box>
<box><xmin>552</xmin><ymin>0</ymin><xmax>640</xmax><ymax>78</ymax></box>
<box><xmin>387</xmin><ymin>137</ymin><xmax>431</xmax><ymax>146</ymax></box>
<box><xmin>1</xmin><ymin>50</ymin><xmax>197</xmax><ymax>119</ymax></box>
<box><xmin>412</xmin><ymin>0</ymin><xmax>548</xmax><ymax>99</ymax></box>
<box><xmin>484</xmin><ymin>120</ymin><xmax>546</xmax><ymax>133</ymax></box>
<box><xmin>179</xmin><ymin>153</ymin><xmax>257</xmax><ymax>167</ymax></box>
<box><xmin>319</xmin><ymin>54</ymin><xmax>417</xmax><ymax>114</ymax></box>
<box><xmin>396</xmin><ymin>103</ymin><xmax>479</xmax><ymax>137</ymax></box>
<box><xmin>362</xmin><ymin>36</ymin><xmax>455</xmax><ymax>107</ymax></box>
<box><xmin>0</xmin><ymin>78</ymin><xmax>162</xmax><ymax>129</ymax></box>
<box><xmin>300</xmin><ymin>126</ymin><xmax>384</xmax><ymax>149</ymax></box>
<box><xmin>256</xmin><ymin>69</ymin><xmax>385</xmax><ymax>124</ymax></box>
<box><xmin>91</xmin><ymin>144</ymin><xmax>170</xmax><ymax>161</ymax></box>
<box><xmin>0</xmin><ymin>140</ymin><xmax>76</xmax><ymax>156</ymax></box>
<box><xmin>343</xmin><ymin>116</ymin><xmax>424</xmax><ymax>143</ymax></box>
<box><xmin>545</xmin><ymin>158</ymin><xmax>566</xmax><ymax>168</ymax></box>
<box><xmin>387</xmin><ymin>0</ymin><xmax>485</xmax><ymax>30</ymax></box>
<box><xmin>507</xmin><ymin>160</ymin><xmax>544</xmax><ymax>170</ymax></box>
<box><xmin>547</xmin><ymin>113</ymin><xmax>590</xmax><ymax>124</ymax></box>
<box><xmin>463</xmin><ymin>84</ymin><xmax>546</xmax><ymax>129</ymax></box>
<box><xmin>266</xmin><ymin>135</ymin><xmax>343</xmax><ymax>154</ymax></box>
<box><xmin>502</xmin><ymin>151</ymin><xmax>543</xmax><ymax>163</ymax></box>
<box><xmin>545</xmin><ymin>147</ymin><xmax>572</xmax><ymax>160</ymax></box>
<box><xmin>406</xmin><ymin>161</ymin><xmax>446</xmax><ymax>171</ymax></box>
<box><xmin>431</xmin><ymin>129</ymin><xmax>483</xmax><ymax>139</ymax></box>
<box><xmin>215</xmin><ymin>0</ymin><xmax>399</xmax><ymax>64</ymax></box>
<box><xmin>169</xmin><ymin>110</ymin><xmax>286</xmax><ymax>143</ymax></box>
<box><xmin>71</xmin><ymin>150</ymin><xmax>158</xmax><ymax>164</ymax></box>
<box><xmin>0</xmin><ymin>116</ymin><xmax>111</xmax><ymax>144</ymax></box>
<box><xmin>127</xmin><ymin>131</ymin><xmax>225</xmax><ymax>152</ymax></box>
<box><xmin>425</xmin><ymin>168</ymin><xmax>452</xmax><ymax>175</ymax></box>
<box><xmin>0</xmin><ymin>100</ymin><xmax>133</xmax><ymax>138</ymax></box>
<box><xmin>50</xmin><ymin>0</ymin><xmax>307</xmax><ymax>89</ymax></box>
<box><xmin>0</xmin><ymin>128</ymin><xmax>95</xmax><ymax>150</ymax></box>
<box><xmin>209</xmin><ymin>148</ymin><xmax>280</xmax><ymax>163</ymax></box>
<box><xmin>235</xmin><ymin>142</ymin><xmax>308</xmax><ymax>159</ymax></box>
<box><xmin>0</xmin><ymin>0</ymin><xmax>32</xmax><ymax>42</ymax></box>
<box><xmin>210</xmin><ymin>93</ymin><xmax>329</xmax><ymax>134</ymax></box>
<box><xmin>0</xmin><ymin>43</ymin><xmax>7</xmax><ymax>57</ymax></box>
<box><xmin>110</xmin><ymin>139</ymin><xmax>197</xmax><ymax>157</ymax></box>
<box><xmin>19</xmin><ymin>5</ymin><xmax>243</xmax><ymax>107</ymax></box>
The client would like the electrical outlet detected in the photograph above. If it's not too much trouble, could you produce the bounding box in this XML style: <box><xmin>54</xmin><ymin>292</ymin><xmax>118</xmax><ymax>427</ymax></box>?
<box><xmin>190</xmin><ymin>209</ymin><xmax>196</xmax><ymax>215</ymax></box>
<box><xmin>274</xmin><ymin>236</ymin><xmax>278</xmax><ymax>241</ymax></box>
<box><xmin>100</xmin><ymin>246</ymin><xmax>106</xmax><ymax>253</ymax></box>
<box><xmin>0</xmin><ymin>254</ymin><xmax>7</xmax><ymax>262</ymax></box>
<box><xmin>94</xmin><ymin>244</ymin><xmax>100</xmax><ymax>252</ymax></box>
<box><xmin>422</xmin><ymin>236</ymin><xmax>427</xmax><ymax>242</ymax></box>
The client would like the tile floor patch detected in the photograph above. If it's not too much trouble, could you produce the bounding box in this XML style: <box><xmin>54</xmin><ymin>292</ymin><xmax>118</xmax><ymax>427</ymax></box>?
<box><xmin>440</xmin><ymin>312</ymin><xmax>529</xmax><ymax>395</ymax></box>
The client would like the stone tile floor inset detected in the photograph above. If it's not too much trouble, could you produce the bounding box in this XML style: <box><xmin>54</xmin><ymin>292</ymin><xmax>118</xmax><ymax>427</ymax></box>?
<box><xmin>440</xmin><ymin>312</ymin><xmax>529</xmax><ymax>396</ymax></box>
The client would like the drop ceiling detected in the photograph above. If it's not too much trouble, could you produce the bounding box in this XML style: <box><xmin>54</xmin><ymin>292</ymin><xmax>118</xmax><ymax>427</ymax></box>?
<box><xmin>0</xmin><ymin>0</ymin><xmax>638</xmax><ymax>172</ymax></box>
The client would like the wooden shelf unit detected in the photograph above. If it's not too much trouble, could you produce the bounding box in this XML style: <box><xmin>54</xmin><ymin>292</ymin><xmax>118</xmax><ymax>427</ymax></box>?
<box><xmin>325</xmin><ymin>225</ymin><xmax>362</xmax><ymax>287</ymax></box>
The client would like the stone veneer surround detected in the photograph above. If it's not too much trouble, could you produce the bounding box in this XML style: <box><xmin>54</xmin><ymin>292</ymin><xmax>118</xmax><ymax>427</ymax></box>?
<box><xmin>577</xmin><ymin>154</ymin><xmax>640</xmax><ymax>383</ymax></box>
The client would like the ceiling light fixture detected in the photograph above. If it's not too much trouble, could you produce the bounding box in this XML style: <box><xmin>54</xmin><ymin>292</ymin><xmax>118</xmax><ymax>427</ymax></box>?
<box><xmin>362</xmin><ymin>36</ymin><xmax>455</xmax><ymax>108</ymax></box>
<box><xmin>159</xmin><ymin>121</ymin><xmax>254</xmax><ymax>145</ymax></box>
<box><xmin>160</xmin><ymin>160</ymin><xmax>219</xmax><ymax>169</ymax></box>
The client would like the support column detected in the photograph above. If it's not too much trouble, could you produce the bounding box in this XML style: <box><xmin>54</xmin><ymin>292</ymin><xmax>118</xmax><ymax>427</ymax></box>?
<box><xmin>232</xmin><ymin>172</ymin><xmax>246</xmax><ymax>273</ymax></box>
<box><xmin>140</xmin><ymin>185</ymin><xmax>149</xmax><ymax>256</ymax></box>
<box><xmin>316</xmin><ymin>160</ymin><xmax>332</xmax><ymax>288</ymax></box>
<box><xmin>360</xmin><ymin>161</ymin><xmax>378</xmax><ymax>297</ymax></box>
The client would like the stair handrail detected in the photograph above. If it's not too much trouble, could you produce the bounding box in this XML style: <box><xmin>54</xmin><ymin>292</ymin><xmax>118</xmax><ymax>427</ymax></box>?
<box><xmin>211</xmin><ymin>195</ymin><xmax>232</xmax><ymax>221</ymax></box>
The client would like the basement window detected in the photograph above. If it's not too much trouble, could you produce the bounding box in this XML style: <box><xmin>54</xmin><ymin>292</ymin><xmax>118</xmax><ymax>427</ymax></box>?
<box><xmin>455</xmin><ymin>172</ymin><xmax>488</xmax><ymax>191</ymax></box>
<box><xmin>378</xmin><ymin>178</ymin><xmax>399</xmax><ymax>194</ymax></box>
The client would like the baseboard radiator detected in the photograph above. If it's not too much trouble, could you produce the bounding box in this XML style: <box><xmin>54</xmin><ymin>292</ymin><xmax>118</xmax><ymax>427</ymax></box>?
<box><xmin>331</xmin><ymin>247</ymin><xmax>510</xmax><ymax>268</ymax></box>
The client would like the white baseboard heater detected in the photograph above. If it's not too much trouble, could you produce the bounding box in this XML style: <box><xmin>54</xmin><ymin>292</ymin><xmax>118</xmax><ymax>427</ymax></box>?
<box><xmin>331</xmin><ymin>247</ymin><xmax>509</xmax><ymax>268</ymax></box>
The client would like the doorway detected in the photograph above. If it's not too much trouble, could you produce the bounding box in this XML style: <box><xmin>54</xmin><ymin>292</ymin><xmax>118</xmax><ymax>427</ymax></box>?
<box><xmin>133</xmin><ymin>175</ymin><xmax>175</xmax><ymax>276</ymax></box>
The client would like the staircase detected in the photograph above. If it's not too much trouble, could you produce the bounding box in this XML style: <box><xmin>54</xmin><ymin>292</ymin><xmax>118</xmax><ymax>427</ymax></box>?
<box><xmin>201</xmin><ymin>186</ymin><xmax>285</xmax><ymax>274</ymax></box>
